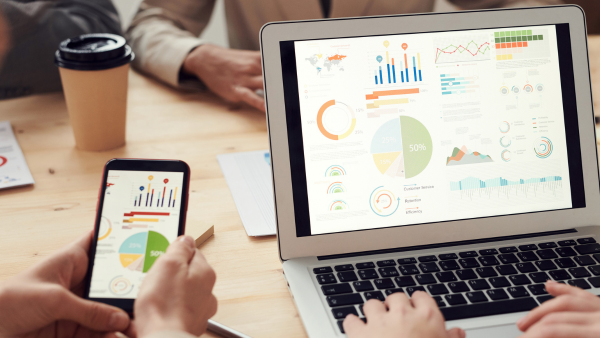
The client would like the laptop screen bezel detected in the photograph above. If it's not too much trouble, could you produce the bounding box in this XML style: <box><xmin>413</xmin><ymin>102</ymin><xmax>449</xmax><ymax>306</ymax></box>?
<box><xmin>260</xmin><ymin>5</ymin><xmax>600</xmax><ymax>261</ymax></box>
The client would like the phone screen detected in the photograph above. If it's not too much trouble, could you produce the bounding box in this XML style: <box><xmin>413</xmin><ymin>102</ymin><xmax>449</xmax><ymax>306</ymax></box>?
<box><xmin>88</xmin><ymin>170</ymin><xmax>184</xmax><ymax>299</ymax></box>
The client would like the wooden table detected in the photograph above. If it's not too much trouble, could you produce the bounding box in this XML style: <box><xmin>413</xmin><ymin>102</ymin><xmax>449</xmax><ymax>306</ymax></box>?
<box><xmin>3</xmin><ymin>36</ymin><xmax>600</xmax><ymax>338</ymax></box>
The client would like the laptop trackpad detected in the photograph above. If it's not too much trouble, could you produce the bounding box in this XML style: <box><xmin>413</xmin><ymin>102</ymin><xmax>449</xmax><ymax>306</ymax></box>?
<box><xmin>466</xmin><ymin>324</ymin><xmax>522</xmax><ymax>338</ymax></box>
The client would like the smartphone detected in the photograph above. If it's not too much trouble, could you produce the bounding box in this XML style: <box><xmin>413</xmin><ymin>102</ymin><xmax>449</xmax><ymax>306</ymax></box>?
<box><xmin>84</xmin><ymin>158</ymin><xmax>191</xmax><ymax>313</ymax></box>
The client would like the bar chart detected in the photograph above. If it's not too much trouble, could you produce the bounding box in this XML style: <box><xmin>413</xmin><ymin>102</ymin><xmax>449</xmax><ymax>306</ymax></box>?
<box><xmin>133</xmin><ymin>182</ymin><xmax>179</xmax><ymax>209</ymax></box>
<box><xmin>370</xmin><ymin>50</ymin><xmax>424</xmax><ymax>87</ymax></box>
<box><xmin>365</xmin><ymin>88</ymin><xmax>420</xmax><ymax>110</ymax></box>
<box><xmin>439</xmin><ymin>69</ymin><xmax>480</xmax><ymax>96</ymax></box>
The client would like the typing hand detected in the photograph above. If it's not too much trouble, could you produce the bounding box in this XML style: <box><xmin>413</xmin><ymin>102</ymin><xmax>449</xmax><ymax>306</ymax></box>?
<box><xmin>517</xmin><ymin>280</ymin><xmax>600</xmax><ymax>337</ymax></box>
<box><xmin>0</xmin><ymin>231</ymin><xmax>130</xmax><ymax>338</ymax></box>
<box><xmin>182</xmin><ymin>44</ymin><xmax>265</xmax><ymax>112</ymax></box>
<box><xmin>131</xmin><ymin>235</ymin><xmax>217</xmax><ymax>338</ymax></box>
<box><xmin>343</xmin><ymin>291</ymin><xmax>465</xmax><ymax>338</ymax></box>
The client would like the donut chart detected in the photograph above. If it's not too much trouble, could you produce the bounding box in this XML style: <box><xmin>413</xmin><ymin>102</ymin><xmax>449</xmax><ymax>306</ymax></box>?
<box><xmin>317</xmin><ymin>100</ymin><xmax>356</xmax><ymax>140</ymax></box>
<box><xmin>534</xmin><ymin>137</ymin><xmax>553</xmax><ymax>159</ymax></box>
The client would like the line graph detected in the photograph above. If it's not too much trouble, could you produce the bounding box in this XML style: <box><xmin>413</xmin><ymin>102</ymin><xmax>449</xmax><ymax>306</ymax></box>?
<box><xmin>434</xmin><ymin>35</ymin><xmax>491</xmax><ymax>64</ymax></box>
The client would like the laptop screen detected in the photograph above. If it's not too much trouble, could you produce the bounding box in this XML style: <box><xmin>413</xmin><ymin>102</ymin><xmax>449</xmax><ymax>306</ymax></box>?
<box><xmin>278</xmin><ymin>23</ymin><xmax>585</xmax><ymax>237</ymax></box>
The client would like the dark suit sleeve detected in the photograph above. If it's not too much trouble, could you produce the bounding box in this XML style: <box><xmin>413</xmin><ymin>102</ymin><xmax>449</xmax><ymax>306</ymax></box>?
<box><xmin>449</xmin><ymin>0</ymin><xmax>562</xmax><ymax>9</ymax></box>
<box><xmin>0</xmin><ymin>0</ymin><xmax>122</xmax><ymax>99</ymax></box>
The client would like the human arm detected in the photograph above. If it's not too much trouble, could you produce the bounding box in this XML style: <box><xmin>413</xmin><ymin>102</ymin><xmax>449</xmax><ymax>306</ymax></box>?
<box><xmin>516</xmin><ymin>280</ymin><xmax>600</xmax><ymax>337</ymax></box>
<box><xmin>343</xmin><ymin>291</ymin><xmax>465</xmax><ymax>338</ymax></box>
<box><xmin>0</xmin><ymin>231</ymin><xmax>130</xmax><ymax>338</ymax></box>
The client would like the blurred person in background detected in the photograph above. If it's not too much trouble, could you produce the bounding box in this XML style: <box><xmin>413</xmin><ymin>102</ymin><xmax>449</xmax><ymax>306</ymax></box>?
<box><xmin>127</xmin><ymin>0</ymin><xmax>561</xmax><ymax>112</ymax></box>
<box><xmin>0</xmin><ymin>0</ymin><xmax>121</xmax><ymax>100</ymax></box>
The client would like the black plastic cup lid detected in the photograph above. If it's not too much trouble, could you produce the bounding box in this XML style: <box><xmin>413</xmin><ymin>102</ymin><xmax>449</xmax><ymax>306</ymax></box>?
<box><xmin>55</xmin><ymin>33</ymin><xmax>134</xmax><ymax>71</ymax></box>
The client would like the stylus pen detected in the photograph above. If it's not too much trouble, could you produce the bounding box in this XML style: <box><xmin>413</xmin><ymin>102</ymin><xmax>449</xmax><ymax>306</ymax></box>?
<box><xmin>208</xmin><ymin>319</ymin><xmax>252</xmax><ymax>338</ymax></box>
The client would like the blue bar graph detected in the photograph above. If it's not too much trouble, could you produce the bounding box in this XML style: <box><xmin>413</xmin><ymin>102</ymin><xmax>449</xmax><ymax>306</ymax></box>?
<box><xmin>392</xmin><ymin>65</ymin><xmax>396</xmax><ymax>83</ymax></box>
<box><xmin>379</xmin><ymin>66</ymin><xmax>383</xmax><ymax>85</ymax></box>
<box><xmin>419</xmin><ymin>70</ymin><xmax>422</xmax><ymax>81</ymax></box>
<box><xmin>375</xmin><ymin>71</ymin><xmax>378</xmax><ymax>85</ymax></box>
<box><xmin>412</xmin><ymin>57</ymin><xmax>417</xmax><ymax>83</ymax></box>
<box><xmin>450</xmin><ymin>176</ymin><xmax>562</xmax><ymax>192</ymax></box>
<box><xmin>387</xmin><ymin>64</ymin><xmax>391</xmax><ymax>84</ymax></box>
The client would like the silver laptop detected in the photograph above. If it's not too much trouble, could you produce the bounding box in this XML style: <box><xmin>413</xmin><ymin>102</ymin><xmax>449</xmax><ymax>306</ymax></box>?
<box><xmin>260</xmin><ymin>5</ymin><xmax>599</xmax><ymax>337</ymax></box>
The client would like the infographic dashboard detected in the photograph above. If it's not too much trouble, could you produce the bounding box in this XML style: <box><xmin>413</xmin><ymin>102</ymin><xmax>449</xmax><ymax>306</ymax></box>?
<box><xmin>89</xmin><ymin>170</ymin><xmax>183</xmax><ymax>299</ymax></box>
<box><xmin>293</xmin><ymin>25</ymin><xmax>574</xmax><ymax>235</ymax></box>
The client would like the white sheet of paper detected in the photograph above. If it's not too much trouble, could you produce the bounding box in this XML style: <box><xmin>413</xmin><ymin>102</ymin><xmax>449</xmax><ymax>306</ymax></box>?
<box><xmin>0</xmin><ymin>121</ymin><xmax>34</xmax><ymax>190</ymax></box>
<box><xmin>217</xmin><ymin>150</ymin><xmax>276</xmax><ymax>236</ymax></box>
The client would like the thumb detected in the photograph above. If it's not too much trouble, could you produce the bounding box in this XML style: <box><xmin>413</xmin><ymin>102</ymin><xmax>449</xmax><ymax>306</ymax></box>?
<box><xmin>57</xmin><ymin>291</ymin><xmax>130</xmax><ymax>331</ymax></box>
<box><xmin>447</xmin><ymin>327</ymin><xmax>466</xmax><ymax>338</ymax></box>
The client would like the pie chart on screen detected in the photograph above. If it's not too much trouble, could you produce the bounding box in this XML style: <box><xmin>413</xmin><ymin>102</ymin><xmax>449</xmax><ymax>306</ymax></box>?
<box><xmin>0</xmin><ymin>156</ymin><xmax>7</xmax><ymax>167</ymax></box>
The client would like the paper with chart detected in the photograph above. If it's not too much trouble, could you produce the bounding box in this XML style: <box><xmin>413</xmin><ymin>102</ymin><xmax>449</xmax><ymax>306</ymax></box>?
<box><xmin>0</xmin><ymin>121</ymin><xmax>34</xmax><ymax>190</ymax></box>
<box><xmin>217</xmin><ymin>150</ymin><xmax>276</xmax><ymax>236</ymax></box>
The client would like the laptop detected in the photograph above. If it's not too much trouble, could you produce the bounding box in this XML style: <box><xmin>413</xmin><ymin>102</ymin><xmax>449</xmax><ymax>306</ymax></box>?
<box><xmin>260</xmin><ymin>5</ymin><xmax>599</xmax><ymax>337</ymax></box>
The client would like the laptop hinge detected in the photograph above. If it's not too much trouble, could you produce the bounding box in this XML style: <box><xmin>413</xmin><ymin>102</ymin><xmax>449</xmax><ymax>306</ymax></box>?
<box><xmin>317</xmin><ymin>229</ymin><xmax>577</xmax><ymax>261</ymax></box>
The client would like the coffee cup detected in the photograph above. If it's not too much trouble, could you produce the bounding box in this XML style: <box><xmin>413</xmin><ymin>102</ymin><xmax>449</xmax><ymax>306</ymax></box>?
<box><xmin>55</xmin><ymin>34</ymin><xmax>134</xmax><ymax>151</ymax></box>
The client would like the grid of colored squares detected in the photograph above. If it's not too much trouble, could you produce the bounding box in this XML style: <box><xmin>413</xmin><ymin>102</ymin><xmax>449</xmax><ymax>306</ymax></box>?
<box><xmin>494</xmin><ymin>30</ymin><xmax>544</xmax><ymax>60</ymax></box>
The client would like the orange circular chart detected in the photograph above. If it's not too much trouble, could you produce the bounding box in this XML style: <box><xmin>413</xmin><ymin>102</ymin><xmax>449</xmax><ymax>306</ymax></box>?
<box><xmin>316</xmin><ymin>100</ymin><xmax>356</xmax><ymax>140</ymax></box>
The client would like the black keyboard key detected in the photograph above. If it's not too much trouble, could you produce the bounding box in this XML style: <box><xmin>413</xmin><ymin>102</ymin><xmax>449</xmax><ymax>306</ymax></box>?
<box><xmin>487</xmin><ymin>289</ymin><xmax>509</xmax><ymax>300</ymax></box>
<box><xmin>534</xmin><ymin>260</ymin><xmax>557</xmax><ymax>271</ymax></box>
<box><xmin>530</xmin><ymin>272</ymin><xmax>550</xmax><ymax>283</ymax></box>
<box><xmin>432</xmin><ymin>296</ymin><xmax>447</xmax><ymax>307</ymax></box>
<box><xmin>406</xmin><ymin>286</ymin><xmax>426</xmax><ymax>296</ymax></box>
<box><xmin>416</xmin><ymin>274</ymin><xmax>437</xmax><ymax>285</ymax></box>
<box><xmin>327</xmin><ymin>293</ymin><xmax>363</xmax><ymax>307</ymax></box>
<box><xmin>537</xmin><ymin>249</ymin><xmax>558</xmax><ymax>260</ymax></box>
<box><xmin>558</xmin><ymin>240</ymin><xmax>577</xmax><ymax>247</ymax></box>
<box><xmin>555</xmin><ymin>258</ymin><xmax>576</xmax><ymax>268</ymax></box>
<box><xmin>478</xmin><ymin>256</ymin><xmax>500</xmax><ymax>266</ymax></box>
<box><xmin>419</xmin><ymin>262</ymin><xmax>440</xmax><ymax>273</ymax></box>
<box><xmin>444</xmin><ymin>294</ymin><xmax>468</xmax><ymax>305</ymax></box>
<box><xmin>322</xmin><ymin>283</ymin><xmax>353</xmax><ymax>295</ymax></box>
<box><xmin>435</xmin><ymin>271</ymin><xmax>457</xmax><ymax>282</ymax></box>
<box><xmin>358</xmin><ymin>269</ymin><xmax>379</xmax><ymax>280</ymax></box>
<box><xmin>479</xmin><ymin>249</ymin><xmax>498</xmax><ymax>256</ymax></box>
<box><xmin>317</xmin><ymin>273</ymin><xmax>337</xmax><ymax>284</ymax></box>
<box><xmin>518</xmin><ymin>251</ymin><xmax>539</xmax><ymax>262</ymax></box>
<box><xmin>332</xmin><ymin>306</ymin><xmax>358</xmax><ymax>319</ymax></box>
<box><xmin>399</xmin><ymin>265</ymin><xmax>420</xmax><ymax>275</ymax></box>
<box><xmin>499</xmin><ymin>246</ymin><xmax>518</xmax><ymax>253</ymax></box>
<box><xmin>377</xmin><ymin>260</ymin><xmax>397</xmax><ymax>267</ymax></box>
<box><xmin>556</xmin><ymin>247</ymin><xmax>578</xmax><ymax>257</ymax></box>
<box><xmin>527</xmin><ymin>284</ymin><xmax>548</xmax><ymax>295</ymax></box>
<box><xmin>575</xmin><ymin>243</ymin><xmax>600</xmax><ymax>255</ymax></box>
<box><xmin>516</xmin><ymin>262</ymin><xmax>538</xmax><ymax>273</ymax></box>
<box><xmin>578</xmin><ymin>238</ymin><xmax>597</xmax><ymax>244</ymax></box>
<box><xmin>337</xmin><ymin>271</ymin><xmax>358</xmax><ymax>282</ymax></box>
<box><xmin>459</xmin><ymin>258</ymin><xmax>480</xmax><ymax>268</ymax></box>
<box><xmin>439</xmin><ymin>253</ymin><xmax>458</xmax><ymax>260</ymax></box>
<box><xmin>314</xmin><ymin>267</ymin><xmax>332</xmax><ymax>274</ymax></box>
<box><xmin>575</xmin><ymin>255</ymin><xmax>596</xmax><ymax>266</ymax></box>
<box><xmin>419</xmin><ymin>255</ymin><xmax>438</xmax><ymax>262</ymax></box>
<box><xmin>568</xmin><ymin>279</ymin><xmax>592</xmax><ymax>290</ymax></box>
<box><xmin>588</xmin><ymin>276</ymin><xmax>600</xmax><ymax>287</ymax></box>
<box><xmin>589</xmin><ymin>265</ymin><xmax>600</xmax><ymax>276</ymax></box>
<box><xmin>569</xmin><ymin>267</ymin><xmax>591</xmax><ymax>278</ymax></box>
<box><xmin>440</xmin><ymin>298</ymin><xmax>538</xmax><ymax>321</ymax></box>
<box><xmin>537</xmin><ymin>295</ymin><xmax>554</xmax><ymax>304</ymax></box>
<box><xmin>507</xmin><ymin>286</ymin><xmax>529</xmax><ymax>298</ymax></box>
<box><xmin>456</xmin><ymin>269</ymin><xmax>478</xmax><ymax>280</ymax></box>
<box><xmin>364</xmin><ymin>291</ymin><xmax>385</xmax><ymax>301</ymax></box>
<box><xmin>427</xmin><ymin>284</ymin><xmax>450</xmax><ymax>295</ymax></box>
<box><xmin>384</xmin><ymin>288</ymin><xmax>405</xmax><ymax>296</ymax></box>
<box><xmin>459</xmin><ymin>251</ymin><xmax>478</xmax><ymax>258</ymax></box>
<box><xmin>439</xmin><ymin>260</ymin><xmax>460</xmax><ymax>271</ymax></box>
<box><xmin>468</xmin><ymin>279</ymin><xmax>491</xmax><ymax>290</ymax></box>
<box><xmin>519</xmin><ymin>244</ymin><xmax>538</xmax><ymax>251</ymax></box>
<box><xmin>448</xmin><ymin>281</ymin><xmax>470</xmax><ymax>293</ymax></box>
<box><xmin>476</xmin><ymin>267</ymin><xmax>498</xmax><ymax>278</ymax></box>
<box><xmin>356</xmin><ymin>262</ymin><xmax>375</xmax><ymax>269</ymax></box>
<box><xmin>394</xmin><ymin>276</ymin><xmax>416</xmax><ymax>287</ymax></box>
<box><xmin>498</xmin><ymin>253</ymin><xmax>520</xmax><ymax>264</ymax></box>
<box><xmin>549</xmin><ymin>269</ymin><xmax>571</xmax><ymax>280</ymax></box>
<box><xmin>489</xmin><ymin>277</ymin><xmax>511</xmax><ymax>288</ymax></box>
<box><xmin>397</xmin><ymin>258</ymin><xmax>417</xmax><ymax>265</ymax></box>
<box><xmin>353</xmin><ymin>281</ymin><xmax>374</xmax><ymax>292</ymax></box>
<box><xmin>374</xmin><ymin>278</ymin><xmax>395</xmax><ymax>290</ymax></box>
<box><xmin>496</xmin><ymin>265</ymin><xmax>518</xmax><ymax>275</ymax></box>
<box><xmin>539</xmin><ymin>242</ymin><xmax>558</xmax><ymax>249</ymax></box>
<box><xmin>509</xmin><ymin>274</ymin><xmax>532</xmax><ymax>286</ymax></box>
<box><xmin>466</xmin><ymin>291</ymin><xmax>488</xmax><ymax>303</ymax></box>
<box><xmin>593</xmin><ymin>254</ymin><xmax>600</xmax><ymax>263</ymax></box>
<box><xmin>378</xmin><ymin>267</ymin><xmax>400</xmax><ymax>278</ymax></box>
<box><xmin>335</xmin><ymin>264</ymin><xmax>354</xmax><ymax>271</ymax></box>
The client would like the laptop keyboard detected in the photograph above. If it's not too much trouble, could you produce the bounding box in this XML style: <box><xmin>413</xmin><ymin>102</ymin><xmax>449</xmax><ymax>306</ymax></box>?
<box><xmin>311</xmin><ymin>237</ymin><xmax>600</xmax><ymax>334</ymax></box>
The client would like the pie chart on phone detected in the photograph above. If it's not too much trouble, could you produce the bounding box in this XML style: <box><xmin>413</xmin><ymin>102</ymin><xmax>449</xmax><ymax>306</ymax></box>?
<box><xmin>118</xmin><ymin>231</ymin><xmax>169</xmax><ymax>273</ymax></box>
